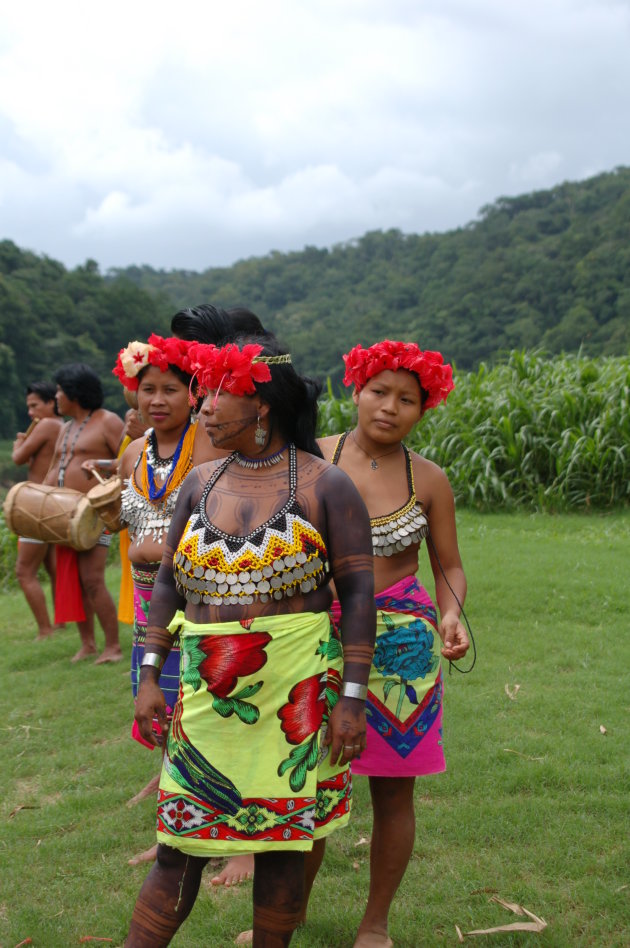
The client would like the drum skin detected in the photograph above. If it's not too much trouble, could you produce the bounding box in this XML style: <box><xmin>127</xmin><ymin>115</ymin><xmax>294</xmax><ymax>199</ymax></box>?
<box><xmin>3</xmin><ymin>482</ymin><xmax>104</xmax><ymax>551</ymax></box>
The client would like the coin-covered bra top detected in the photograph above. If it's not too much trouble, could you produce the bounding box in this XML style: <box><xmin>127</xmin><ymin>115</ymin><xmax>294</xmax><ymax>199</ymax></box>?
<box><xmin>331</xmin><ymin>432</ymin><xmax>429</xmax><ymax>557</ymax></box>
<box><xmin>173</xmin><ymin>443</ymin><xmax>330</xmax><ymax>605</ymax></box>
<box><xmin>121</xmin><ymin>454</ymin><xmax>185</xmax><ymax>544</ymax></box>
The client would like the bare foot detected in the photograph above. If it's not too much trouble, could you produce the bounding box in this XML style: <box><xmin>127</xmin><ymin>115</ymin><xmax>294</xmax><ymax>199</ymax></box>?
<box><xmin>128</xmin><ymin>844</ymin><xmax>157</xmax><ymax>866</ymax></box>
<box><xmin>35</xmin><ymin>629</ymin><xmax>55</xmax><ymax>641</ymax></box>
<box><xmin>127</xmin><ymin>774</ymin><xmax>160</xmax><ymax>808</ymax></box>
<box><xmin>353</xmin><ymin>931</ymin><xmax>393</xmax><ymax>947</ymax></box>
<box><xmin>211</xmin><ymin>854</ymin><xmax>254</xmax><ymax>887</ymax></box>
<box><xmin>71</xmin><ymin>646</ymin><xmax>98</xmax><ymax>662</ymax></box>
<box><xmin>94</xmin><ymin>647</ymin><xmax>123</xmax><ymax>664</ymax></box>
<box><xmin>234</xmin><ymin>931</ymin><xmax>253</xmax><ymax>945</ymax></box>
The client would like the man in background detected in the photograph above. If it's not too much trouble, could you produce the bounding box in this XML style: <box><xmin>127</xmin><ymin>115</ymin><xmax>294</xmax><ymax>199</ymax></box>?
<box><xmin>45</xmin><ymin>363</ymin><xmax>124</xmax><ymax>663</ymax></box>
<box><xmin>12</xmin><ymin>382</ymin><xmax>64</xmax><ymax>639</ymax></box>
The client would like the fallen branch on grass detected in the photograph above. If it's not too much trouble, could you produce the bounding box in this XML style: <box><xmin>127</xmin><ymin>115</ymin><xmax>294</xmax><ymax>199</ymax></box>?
<box><xmin>456</xmin><ymin>895</ymin><xmax>547</xmax><ymax>940</ymax></box>
<box><xmin>503</xmin><ymin>748</ymin><xmax>545</xmax><ymax>762</ymax></box>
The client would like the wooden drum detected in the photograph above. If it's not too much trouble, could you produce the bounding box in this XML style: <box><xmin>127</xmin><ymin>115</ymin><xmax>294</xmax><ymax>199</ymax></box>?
<box><xmin>3</xmin><ymin>482</ymin><xmax>104</xmax><ymax>551</ymax></box>
<box><xmin>86</xmin><ymin>476</ymin><xmax>122</xmax><ymax>532</ymax></box>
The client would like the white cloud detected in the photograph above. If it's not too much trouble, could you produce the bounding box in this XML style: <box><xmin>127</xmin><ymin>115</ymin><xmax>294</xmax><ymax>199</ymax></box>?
<box><xmin>508</xmin><ymin>152</ymin><xmax>565</xmax><ymax>187</ymax></box>
<box><xmin>0</xmin><ymin>0</ymin><xmax>629</xmax><ymax>270</ymax></box>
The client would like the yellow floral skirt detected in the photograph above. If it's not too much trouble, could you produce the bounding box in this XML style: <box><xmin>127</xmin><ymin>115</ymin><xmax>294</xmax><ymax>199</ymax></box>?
<box><xmin>156</xmin><ymin>611</ymin><xmax>350</xmax><ymax>855</ymax></box>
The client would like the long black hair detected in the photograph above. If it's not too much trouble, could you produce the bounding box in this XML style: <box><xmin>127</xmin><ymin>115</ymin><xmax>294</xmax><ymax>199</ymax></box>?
<box><xmin>240</xmin><ymin>335</ymin><xmax>323</xmax><ymax>458</ymax></box>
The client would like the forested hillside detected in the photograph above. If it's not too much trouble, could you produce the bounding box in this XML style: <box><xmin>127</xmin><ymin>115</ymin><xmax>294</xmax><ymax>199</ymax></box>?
<box><xmin>114</xmin><ymin>166</ymin><xmax>630</xmax><ymax>379</ymax></box>
<box><xmin>0</xmin><ymin>253</ymin><xmax>171</xmax><ymax>435</ymax></box>
<box><xmin>1</xmin><ymin>166</ymin><xmax>629</xmax><ymax>436</ymax></box>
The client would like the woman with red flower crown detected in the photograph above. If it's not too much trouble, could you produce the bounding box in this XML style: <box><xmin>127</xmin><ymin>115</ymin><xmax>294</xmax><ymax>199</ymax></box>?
<box><xmin>124</xmin><ymin>335</ymin><xmax>375</xmax><ymax>947</ymax></box>
<box><xmin>112</xmin><ymin>307</ymin><xmax>274</xmax><ymax>883</ymax></box>
<box><xmin>111</xmin><ymin>335</ymin><xmax>216</xmax><ymax>830</ymax></box>
<box><xmin>314</xmin><ymin>340</ymin><xmax>470</xmax><ymax>948</ymax></box>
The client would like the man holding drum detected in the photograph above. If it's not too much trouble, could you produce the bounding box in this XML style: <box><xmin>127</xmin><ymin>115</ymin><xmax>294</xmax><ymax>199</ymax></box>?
<box><xmin>45</xmin><ymin>363</ymin><xmax>124</xmax><ymax>664</ymax></box>
<box><xmin>12</xmin><ymin>382</ymin><xmax>64</xmax><ymax>640</ymax></box>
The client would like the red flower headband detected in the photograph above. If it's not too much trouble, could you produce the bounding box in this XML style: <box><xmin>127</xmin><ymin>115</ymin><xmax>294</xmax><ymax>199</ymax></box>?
<box><xmin>113</xmin><ymin>334</ymin><xmax>197</xmax><ymax>391</ymax></box>
<box><xmin>190</xmin><ymin>342</ymin><xmax>292</xmax><ymax>397</ymax></box>
<box><xmin>342</xmin><ymin>340</ymin><xmax>454</xmax><ymax>409</ymax></box>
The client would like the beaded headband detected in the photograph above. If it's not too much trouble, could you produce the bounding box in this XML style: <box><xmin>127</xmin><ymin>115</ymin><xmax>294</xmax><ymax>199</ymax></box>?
<box><xmin>190</xmin><ymin>342</ymin><xmax>292</xmax><ymax>397</ymax></box>
<box><xmin>342</xmin><ymin>340</ymin><xmax>454</xmax><ymax>409</ymax></box>
<box><xmin>113</xmin><ymin>334</ymin><xmax>197</xmax><ymax>391</ymax></box>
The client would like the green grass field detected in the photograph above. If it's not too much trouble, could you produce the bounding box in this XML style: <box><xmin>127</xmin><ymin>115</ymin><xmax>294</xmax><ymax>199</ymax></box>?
<box><xmin>2</xmin><ymin>511</ymin><xmax>629</xmax><ymax>947</ymax></box>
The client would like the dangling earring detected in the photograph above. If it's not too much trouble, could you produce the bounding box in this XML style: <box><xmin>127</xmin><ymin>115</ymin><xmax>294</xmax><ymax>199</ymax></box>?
<box><xmin>254</xmin><ymin>415</ymin><xmax>267</xmax><ymax>447</ymax></box>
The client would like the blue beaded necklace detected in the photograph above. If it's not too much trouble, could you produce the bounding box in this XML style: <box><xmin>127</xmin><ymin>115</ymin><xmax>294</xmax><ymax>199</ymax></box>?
<box><xmin>145</xmin><ymin>417</ymin><xmax>193</xmax><ymax>501</ymax></box>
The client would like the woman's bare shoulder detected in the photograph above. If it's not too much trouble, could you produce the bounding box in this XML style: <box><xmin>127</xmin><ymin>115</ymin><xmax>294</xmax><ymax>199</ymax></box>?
<box><xmin>191</xmin><ymin>457</ymin><xmax>224</xmax><ymax>479</ymax></box>
<box><xmin>317</xmin><ymin>434</ymin><xmax>341</xmax><ymax>462</ymax></box>
<box><xmin>296</xmin><ymin>447</ymin><xmax>337</xmax><ymax>475</ymax></box>
<box><xmin>298</xmin><ymin>449</ymin><xmax>367</xmax><ymax>505</ymax></box>
<box><xmin>176</xmin><ymin>463</ymin><xmax>218</xmax><ymax>506</ymax></box>
<box><xmin>409</xmin><ymin>451</ymin><xmax>449</xmax><ymax>487</ymax></box>
<box><xmin>409</xmin><ymin>450</ymin><xmax>453</xmax><ymax>504</ymax></box>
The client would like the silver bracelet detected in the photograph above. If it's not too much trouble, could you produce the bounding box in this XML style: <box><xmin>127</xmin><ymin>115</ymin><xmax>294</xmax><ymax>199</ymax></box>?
<box><xmin>341</xmin><ymin>681</ymin><xmax>368</xmax><ymax>701</ymax></box>
<box><xmin>141</xmin><ymin>652</ymin><xmax>164</xmax><ymax>671</ymax></box>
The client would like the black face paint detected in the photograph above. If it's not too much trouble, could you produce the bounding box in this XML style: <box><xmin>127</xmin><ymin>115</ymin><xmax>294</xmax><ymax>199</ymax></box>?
<box><xmin>204</xmin><ymin>414</ymin><xmax>258</xmax><ymax>446</ymax></box>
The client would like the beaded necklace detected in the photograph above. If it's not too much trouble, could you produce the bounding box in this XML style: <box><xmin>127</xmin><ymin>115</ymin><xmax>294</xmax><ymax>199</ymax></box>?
<box><xmin>121</xmin><ymin>419</ymin><xmax>198</xmax><ymax>544</ymax></box>
<box><xmin>234</xmin><ymin>444</ymin><xmax>288</xmax><ymax>469</ymax></box>
<box><xmin>147</xmin><ymin>430</ymin><xmax>176</xmax><ymax>478</ymax></box>
<box><xmin>58</xmin><ymin>412</ymin><xmax>92</xmax><ymax>487</ymax></box>
<box><xmin>140</xmin><ymin>418</ymin><xmax>196</xmax><ymax>502</ymax></box>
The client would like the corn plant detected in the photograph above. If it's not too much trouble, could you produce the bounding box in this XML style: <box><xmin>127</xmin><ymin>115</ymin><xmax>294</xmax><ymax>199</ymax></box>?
<box><xmin>318</xmin><ymin>351</ymin><xmax>630</xmax><ymax>510</ymax></box>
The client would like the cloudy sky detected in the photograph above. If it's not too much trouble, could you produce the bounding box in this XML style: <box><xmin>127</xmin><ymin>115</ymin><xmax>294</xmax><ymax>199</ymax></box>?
<box><xmin>1</xmin><ymin>0</ymin><xmax>629</xmax><ymax>272</ymax></box>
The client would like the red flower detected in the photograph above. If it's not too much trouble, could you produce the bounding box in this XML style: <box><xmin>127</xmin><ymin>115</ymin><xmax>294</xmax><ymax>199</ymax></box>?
<box><xmin>278</xmin><ymin>673</ymin><xmax>327</xmax><ymax>745</ymax></box>
<box><xmin>113</xmin><ymin>336</ymin><xmax>197</xmax><ymax>389</ymax></box>
<box><xmin>113</xmin><ymin>353</ymin><xmax>139</xmax><ymax>390</ymax></box>
<box><xmin>146</xmin><ymin>334</ymin><xmax>197</xmax><ymax>375</ymax></box>
<box><xmin>342</xmin><ymin>340</ymin><xmax>454</xmax><ymax>409</ymax></box>
<box><xmin>186</xmin><ymin>342</ymin><xmax>217</xmax><ymax>375</ymax></box>
<box><xmin>196</xmin><ymin>632</ymin><xmax>271</xmax><ymax>698</ymax></box>
<box><xmin>194</xmin><ymin>343</ymin><xmax>272</xmax><ymax>396</ymax></box>
<box><xmin>417</xmin><ymin>352</ymin><xmax>454</xmax><ymax>409</ymax></box>
<box><xmin>143</xmin><ymin>334</ymin><xmax>169</xmax><ymax>372</ymax></box>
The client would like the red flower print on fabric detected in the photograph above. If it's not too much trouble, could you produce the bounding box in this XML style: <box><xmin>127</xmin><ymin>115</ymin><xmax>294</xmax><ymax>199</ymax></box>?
<box><xmin>182</xmin><ymin>632</ymin><xmax>271</xmax><ymax>725</ymax></box>
<box><xmin>277</xmin><ymin>672</ymin><xmax>329</xmax><ymax>792</ymax></box>
<box><xmin>278</xmin><ymin>674</ymin><xmax>326</xmax><ymax>745</ymax></box>
<box><xmin>197</xmin><ymin>632</ymin><xmax>271</xmax><ymax>699</ymax></box>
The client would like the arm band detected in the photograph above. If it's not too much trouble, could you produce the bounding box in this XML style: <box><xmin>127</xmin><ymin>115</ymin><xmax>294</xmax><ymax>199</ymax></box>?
<box><xmin>341</xmin><ymin>681</ymin><xmax>368</xmax><ymax>701</ymax></box>
<box><xmin>141</xmin><ymin>652</ymin><xmax>164</xmax><ymax>671</ymax></box>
